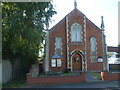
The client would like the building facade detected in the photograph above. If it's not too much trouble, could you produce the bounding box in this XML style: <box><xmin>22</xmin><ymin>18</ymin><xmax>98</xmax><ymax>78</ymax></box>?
<box><xmin>46</xmin><ymin>8</ymin><xmax>106</xmax><ymax>73</ymax></box>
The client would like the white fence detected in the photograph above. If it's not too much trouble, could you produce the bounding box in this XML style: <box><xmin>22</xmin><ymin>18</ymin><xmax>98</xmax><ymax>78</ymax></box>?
<box><xmin>2</xmin><ymin>60</ymin><xmax>12</xmax><ymax>83</ymax></box>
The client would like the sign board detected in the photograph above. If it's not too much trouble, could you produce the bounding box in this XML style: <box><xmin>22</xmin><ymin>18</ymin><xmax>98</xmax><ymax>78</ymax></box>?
<box><xmin>98</xmin><ymin>56</ymin><xmax>103</xmax><ymax>62</ymax></box>
<box><xmin>51</xmin><ymin>59</ymin><xmax>56</xmax><ymax>67</ymax></box>
<box><xmin>57</xmin><ymin>59</ymin><xmax>62</xmax><ymax>67</ymax></box>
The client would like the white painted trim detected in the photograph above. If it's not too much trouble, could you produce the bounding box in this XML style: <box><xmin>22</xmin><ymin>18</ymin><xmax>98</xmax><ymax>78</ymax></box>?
<box><xmin>84</xmin><ymin>15</ymin><xmax>87</xmax><ymax>71</ymax></box>
<box><xmin>66</xmin><ymin>16</ymin><xmax>70</xmax><ymax>69</ymax></box>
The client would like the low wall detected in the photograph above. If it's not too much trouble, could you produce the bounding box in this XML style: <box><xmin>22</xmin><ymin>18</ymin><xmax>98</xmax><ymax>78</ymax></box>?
<box><xmin>27</xmin><ymin>72</ymin><xmax>85</xmax><ymax>85</ymax></box>
<box><xmin>101</xmin><ymin>72</ymin><xmax>120</xmax><ymax>81</ymax></box>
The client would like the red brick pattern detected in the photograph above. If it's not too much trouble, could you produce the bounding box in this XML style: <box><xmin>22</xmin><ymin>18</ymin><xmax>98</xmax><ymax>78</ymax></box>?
<box><xmin>101</xmin><ymin>72</ymin><xmax>120</xmax><ymax>81</ymax></box>
<box><xmin>49</xmin><ymin>9</ymin><xmax>104</xmax><ymax>72</ymax></box>
<box><xmin>27</xmin><ymin>72</ymin><xmax>85</xmax><ymax>85</ymax></box>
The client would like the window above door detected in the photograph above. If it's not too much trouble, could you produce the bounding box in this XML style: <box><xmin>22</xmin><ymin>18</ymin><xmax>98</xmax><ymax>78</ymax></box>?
<box><xmin>71</xmin><ymin>23</ymin><xmax>82</xmax><ymax>42</ymax></box>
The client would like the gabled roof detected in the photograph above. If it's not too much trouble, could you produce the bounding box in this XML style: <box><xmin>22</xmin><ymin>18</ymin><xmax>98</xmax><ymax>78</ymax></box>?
<box><xmin>50</xmin><ymin>8</ymin><xmax>101</xmax><ymax>31</ymax></box>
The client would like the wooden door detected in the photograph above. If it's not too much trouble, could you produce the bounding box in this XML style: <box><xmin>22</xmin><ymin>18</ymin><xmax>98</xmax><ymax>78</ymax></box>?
<box><xmin>72</xmin><ymin>53</ymin><xmax>82</xmax><ymax>71</ymax></box>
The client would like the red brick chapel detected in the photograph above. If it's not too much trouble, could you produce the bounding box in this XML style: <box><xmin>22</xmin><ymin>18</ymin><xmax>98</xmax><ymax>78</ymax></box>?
<box><xmin>44</xmin><ymin>1</ymin><xmax>108</xmax><ymax>73</ymax></box>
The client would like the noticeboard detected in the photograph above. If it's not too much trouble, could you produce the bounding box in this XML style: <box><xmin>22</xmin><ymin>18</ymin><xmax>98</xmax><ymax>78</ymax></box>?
<box><xmin>97</xmin><ymin>56</ymin><xmax>103</xmax><ymax>62</ymax></box>
<box><xmin>57</xmin><ymin>59</ymin><xmax>62</xmax><ymax>67</ymax></box>
<box><xmin>51</xmin><ymin>59</ymin><xmax>56</xmax><ymax>67</ymax></box>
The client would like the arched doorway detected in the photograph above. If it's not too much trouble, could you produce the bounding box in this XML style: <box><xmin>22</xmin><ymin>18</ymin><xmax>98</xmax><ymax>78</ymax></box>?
<box><xmin>70</xmin><ymin>49</ymin><xmax>84</xmax><ymax>71</ymax></box>
<box><xmin>72</xmin><ymin>52</ymin><xmax>82</xmax><ymax>71</ymax></box>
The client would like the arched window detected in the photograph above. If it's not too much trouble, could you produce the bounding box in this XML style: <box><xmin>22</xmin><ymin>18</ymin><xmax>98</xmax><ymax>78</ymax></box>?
<box><xmin>90</xmin><ymin>37</ymin><xmax>97</xmax><ymax>62</ymax></box>
<box><xmin>55</xmin><ymin>37</ymin><xmax>62</xmax><ymax>56</ymax></box>
<box><xmin>71</xmin><ymin>23</ymin><xmax>82</xmax><ymax>42</ymax></box>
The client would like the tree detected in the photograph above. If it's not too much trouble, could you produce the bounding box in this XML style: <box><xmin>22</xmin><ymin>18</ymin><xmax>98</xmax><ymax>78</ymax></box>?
<box><xmin>2</xmin><ymin>2</ymin><xmax>56</xmax><ymax>79</ymax></box>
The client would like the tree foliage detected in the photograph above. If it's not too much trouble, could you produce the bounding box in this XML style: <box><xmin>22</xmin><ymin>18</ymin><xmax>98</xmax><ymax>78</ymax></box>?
<box><xmin>2</xmin><ymin>2</ymin><xmax>56</xmax><ymax>61</ymax></box>
<box><xmin>2</xmin><ymin>2</ymin><xmax>56</xmax><ymax>78</ymax></box>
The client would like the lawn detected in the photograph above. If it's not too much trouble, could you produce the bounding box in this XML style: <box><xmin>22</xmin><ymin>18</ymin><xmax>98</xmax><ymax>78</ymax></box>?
<box><xmin>38</xmin><ymin>72</ymin><xmax>79</xmax><ymax>77</ymax></box>
<box><xmin>2</xmin><ymin>78</ymin><xmax>28</xmax><ymax>88</ymax></box>
<box><xmin>59</xmin><ymin>72</ymin><xmax>78</xmax><ymax>76</ymax></box>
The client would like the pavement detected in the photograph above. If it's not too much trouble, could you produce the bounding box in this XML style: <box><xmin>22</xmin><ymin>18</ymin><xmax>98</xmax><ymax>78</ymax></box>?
<box><xmin>86</xmin><ymin>73</ymin><xmax>101</xmax><ymax>82</ymax></box>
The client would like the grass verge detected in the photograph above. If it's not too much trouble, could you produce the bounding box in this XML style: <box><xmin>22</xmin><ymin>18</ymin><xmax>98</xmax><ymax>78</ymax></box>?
<box><xmin>2</xmin><ymin>80</ymin><xmax>27</xmax><ymax>88</ymax></box>
<box><xmin>38</xmin><ymin>72</ymin><xmax>79</xmax><ymax>77</ymax></box>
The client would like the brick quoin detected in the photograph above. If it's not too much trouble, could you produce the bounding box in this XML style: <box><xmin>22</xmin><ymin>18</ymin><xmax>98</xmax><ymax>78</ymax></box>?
<box><xmin>49</xmin><ymin>9</ymin><xmax>104</xmax><ymax>72</ymax></box>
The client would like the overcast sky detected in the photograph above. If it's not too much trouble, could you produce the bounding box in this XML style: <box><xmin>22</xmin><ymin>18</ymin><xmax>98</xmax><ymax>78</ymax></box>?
<box><xmin>49</xmin><ymin>0</ymin><xmax>119</xmax><ymax>47</ymax></box>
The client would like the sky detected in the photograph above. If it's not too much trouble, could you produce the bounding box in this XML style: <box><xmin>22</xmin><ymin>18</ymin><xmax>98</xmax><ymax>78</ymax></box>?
<box><xmin>49</xmin><ymin>0</ymin><xmax>119</xmax><ymax>47</ymax></box>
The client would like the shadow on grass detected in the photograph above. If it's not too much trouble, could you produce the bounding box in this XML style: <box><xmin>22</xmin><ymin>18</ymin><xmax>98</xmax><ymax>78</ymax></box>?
<box><xmin>2</xmin><ymin>76</ymin><xmax>28</xmax><ymax>88</ymax></box>
<box><xmin>2</xmin><ymin>80</ymin><xmax>27</xmax><ymax>88</ymax></box>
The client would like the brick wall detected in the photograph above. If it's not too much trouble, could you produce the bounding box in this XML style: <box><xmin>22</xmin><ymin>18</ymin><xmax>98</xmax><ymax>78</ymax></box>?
<box><xmin>87</xmin><ymin>62</ymin><xmax>103</xmax><ymax>71</ymax></box>
<box><xmin>49</xmin><ymin>17</ymin><xmax>67</xmax><ymax>72</ymax></box>
<box><xmin>27</xmin><ymin>72</ymin><xmax>85</xmax><ymax>85</ymax></box>
<box><xmin>101</xmin><ymin>72</ymin><xmax>120</xmax><ymax>81</ymax></box>
<box><xmin>49</xmin><ymin>9</ymin><xmax>104</xmax><ymax>72</ymax></box>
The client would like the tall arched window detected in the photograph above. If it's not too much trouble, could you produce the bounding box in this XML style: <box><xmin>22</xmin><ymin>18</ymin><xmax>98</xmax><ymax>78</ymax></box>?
<box><xmin>55</xmin><ymin>37</ymin><xmax>62</xmax><ymax>56</ymax></box>
<box><xmin>71</xmin><ymin>23</ymin><xmax>82</xmax><ymax>42</ymax></box>
<box><xmin>90</xmin><ymin>37</ymin><xmax>97</xmax><ymax>62</ymax></box>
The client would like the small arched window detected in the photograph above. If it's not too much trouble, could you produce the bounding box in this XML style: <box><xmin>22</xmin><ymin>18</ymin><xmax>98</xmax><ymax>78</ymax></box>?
<box><xmin>71</xmin><ymin>23</ymin><xmax>82</xmax><ymax>42</ymax></box>
<box><xmin>90</xmin><ymin>37</ymin><xmax>97</xmax><ymax>62</ymax></box>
